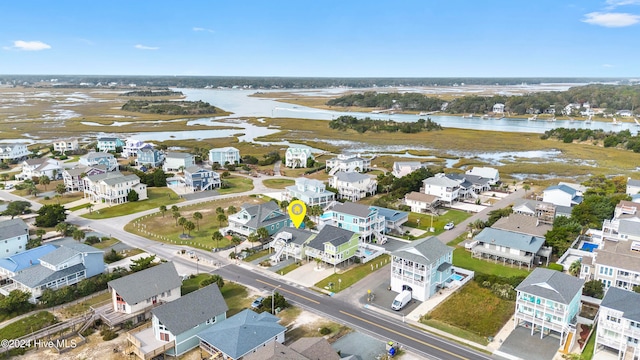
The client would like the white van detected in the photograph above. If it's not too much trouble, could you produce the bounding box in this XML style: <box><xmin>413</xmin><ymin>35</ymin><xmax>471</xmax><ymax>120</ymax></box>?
<box><xmin>391</xmin><ymin>290</ymin><xmax>412</xmax><ymax>311</ymax></box>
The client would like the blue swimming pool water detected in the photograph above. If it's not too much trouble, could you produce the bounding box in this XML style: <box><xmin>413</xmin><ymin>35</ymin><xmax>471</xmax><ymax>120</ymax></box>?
<box><xmin>452</xmin><ymin>274</ymin><xmax>463</xmax><ymax>281</ymax></box>
<box><xmin>581</xmin><ymin>242</ymin><xmax>598</xmax><ymax>252</ymax></box>
<box><xmin>168</xmin><ymin>180</ymin><xmax>180</xmax><ymax>186</ymax></box>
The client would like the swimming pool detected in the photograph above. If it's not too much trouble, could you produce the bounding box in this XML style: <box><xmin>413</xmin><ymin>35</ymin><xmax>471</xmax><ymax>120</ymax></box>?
<box><xmin>581</xmin><ymin>242</ymin><xmax>598</xmax><ymax>252</ymax></box>
<box><xmin>168</xmin><ymin>180</ymin><xmax>182</xmax><ymax>186</ymax></box>
<box><xmin>452</xmin><ymin>274</ymin><xmax>463</xmax><ymax>281</ymax></box>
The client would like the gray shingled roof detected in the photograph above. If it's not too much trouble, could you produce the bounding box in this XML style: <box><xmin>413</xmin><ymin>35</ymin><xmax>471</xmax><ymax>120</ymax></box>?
<box><xmin>289</xmin><ymin>337</ymin><xmax>340</xmax><ymax>360</ymax></box>
<box><xmin>601</xmin><ymin>287</ymin><xmax>640</xmax><ymax>323</ymax></box>
<box><xmin>197</xmin><ymin>309</ymin><xmax>285</xmax><ymax>359</ymax></box>
<box><xmin>240</xmin><ymin>202</ymin><xmax>288</xmax><ymax>230</ymax></box>
<box><xmin>153</xmin><ymin>284</ymin><xmax>228</xmax><ymax>335</ymax></box>
<box><xmin>0</xmin><ymin>218</ymin><xmax>28</xmax><ymax>241</ymax></box>
<box><xmin>242</xmin><ymin>341</ymin><xmax>307</xmax><ymax>360</ymax></box>
<box><xmin>274</xmin><ymin>228</ymin><xmax>314</xmax><ymax>245</ymax></box>
<box><xmin>307</xmin><ymin>225</ymin><xmax>356</xmax><ymax>250</ymax></box>
<box><xmin>405</xmin><ymin>191</ymin><xmax>438</xmax><ymax>203</ymax></box>
<box><xmin>423</xmin><ymin>176</ymin><xmax>460</xmax><ymax>187</ymax></box>
<box><xmin>515</xmin><ymin>268</ymin><xmax>584</xmax><ymax>305</ymax></box>
<box><xmin>391</xmin><ymin>236</ymin><xmax>452</xmax><ymax>266</ymax></box>
<box><xmin>83</xmin><ymin>152</ymin><xmax>113</xmax><ymax>160</ymax></box>
<box><xmin>619</xmin><ymin>219</ymin><xmax>640</xmax><ymax>237</ymax></box>
<box><xmin>333</xmin><ymin>171</ymin><xmax>370</xmax><ymax>183</ymax></box>
<box><xmin>12</xmin><ymin>263</ymin><xmax>85</xmax><ymax>288</ymax></box>
<box><xmin>39</xmin><ymin>246</ymin><xmax>80</xmax><ymax>266</ymax></box>
<box><xmin>492</xmin><ymin>214</ymin><xmax>552</xmax><ymax>237</ymax></box>
<box><xmin>329</xmin><ymin>202</ymin><xmax>371</xmax><ymax>218</ymax></box>
<box><xmin>474</xmin><ymin>227</ymin><xmax>545</xmax><ymax>253</ymax></box>
<box><xmin>107</xmin><ymin>262</ymin><xmax>182</xmax><ymax>305</ymax></box>
<box><xmin>628</xmin><ymin>179</ymin><xmax>640</xmax><ymax>188</ymax></box>
<box><xmin>165</xmin><ymin>151</ymin><xmax>192</xmax><ymax>159</ymax></box>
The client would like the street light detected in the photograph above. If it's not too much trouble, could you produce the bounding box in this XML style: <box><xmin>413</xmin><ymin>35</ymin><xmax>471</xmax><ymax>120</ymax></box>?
<box><xmin>272</xmin><ymin>285</ymin><xmax>281</xmax><ymax>314</ymax></box>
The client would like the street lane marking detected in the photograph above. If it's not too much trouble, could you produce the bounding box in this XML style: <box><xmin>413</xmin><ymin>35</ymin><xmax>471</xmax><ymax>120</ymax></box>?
<box><xmin>256</xmin><ymin>279</ymin><xmax>320</xmax><ymax>304</ymax></box>
<box><xmin>340</xmin><ymin>310</ymin><xmax>469</xmax><ymax>360</ymax></box>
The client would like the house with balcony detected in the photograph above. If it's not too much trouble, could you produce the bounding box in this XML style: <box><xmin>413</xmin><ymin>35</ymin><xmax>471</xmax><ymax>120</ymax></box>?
<box><xmin>162</xmin><ymin>152</ymin><xmax>195</xmax><ymax>172</ymax></box>
<box><xmin>197</xmin><ymin>309</ymin><xmax>286</xmax><ymax>360</ymax></box>
<box><xmin>104</xmin><ymin>262</ymin><xmax>182</xmax><ymax>327</ymax></box>
<box><xmin>0</xmin><ymin>243</ymin><xmax>104</xmax><ymax>303</ymax></box>
<box><xmin>514</xmin><ymin>268</ymin><xmax>584</xmax><ymax>347</ymax></box>
<box><xmin>404</xmin><ymin>191</ymin><xmax>440</xmax><ymax>214</ymax></box>
<box><xmin>283</xmin><ymin>178</ymin><xmax>335</xmax><ymax>208</ymax></box>
<box><xmin>62</xmin><ymin>165</ymin><xmax>106</xmax><ymax>192</ymax></box>
<box><xmin>209</xmin><ymin>147</ymin><xmax>240</xmax><ymax>165</ymax></box>
<box><xmin>304</xmin><ymin>225</ymin><xmax>359</xmax><ymax>267</ymax></box>
<box><xmin>79</xmin><ymin>152</ymin><xmax>118</xmax><ymax>171</ymax></box>
<box><xmin>226</xmin><ymin>201</ymin><xmax>290</xmax><ymax>237</ymax></box>
<box><xmin>326</xmin><ymin>154</ymin><xmax>371</xmax><ymax>174</ymax></box>
<box><xmin>0</xmin><ymin>244</ymin><xmax>57</xmax><ymax>285</ymax></box>
<box><xmin>83</xmin><ymin>171</ymin><xmax>148</xmax><ymax>205</ymax></box>
<box><xmin>0</xmin><ymin>219</ymin><xmax>29</xmax><ymax>257</ymax></box>
<box><xmin>183</xmin><ymin>166</ymin><xmax>221</xmax><ymax>192</ymax></box>
<box><xmin>135</xmin><ymin>148</ymin><xmax>164</xmax><ymax>168</ymax></box>
<box><xmin>16</xmin><ymin>158</ymin><xmax>62</xmax><ymax>180</ymax></box>
<box><xmin>97</xmin><ymin>137</ymin><xmax>124</xmax><ymax>153</ymax></box>
<box><xmin>328</xmin><ymin>171</ymin><xmax>377</xmax><ymax>202</ymax></box>
<box><xmin>127</xmin><ymin>284</ymin><xmax>228</xmax><ymax>359</ymax></box>
<box><xmin>122</xmin><ymin>138</ymin><xmax>152</xmax><ymax>158</ymax></box>
<box><xmin>444</xmin><ymin>173</ymin><xmax>491</xmax><ymax>199</ymax></box>
<box><xmin>594</xmin><ymin>287</ymin><xmax>640</xmax><ymax>360</ymax></box>
<box><xmin>320</xmin><ymin>202</ymin><xmax>386</xmax><ymax>243</ymax></box>
<box><xmin>470</xmin><ymin>226</ymin><xmax>550</xmax><ymax>269</ymax></box>
<box><xmin>269</xmin><ymin>227</ymin><xmax>315</xmax><ymax>264</ymax></box>
<box><xmin>422</xmin><ymin>175</ymin><xmax>460</xmax><ymax>205</ymax></box>
<box><xmin>285</xmin><ymin>146</ymin><xmax>314</xmax><ymax>168</ymax></box>
<box><xmin>465</xmin><ymin>166</ymin><xmax>500</xmax><ymax>185</ymax></box>
<box><xmin>512</xmin><ymin>199</ymin><xmax>556</xmax><ymax>225</ymax></box>
<box><xmin>493</xmin><ymin>103</ymin><xmax>505</xmax><ymax>114</ymax></box>
<box><xmin>0</xmin><ymin>143</ymin><xmax>29</xmax><ymax>163</ymax></box>
<box><xmin>543</xmin><ymin>184</ymin><xmax>583</xmax><ymax>208</ymax></box>
<box><xmin>390</xmin><ymin>236</ymin><xmax>454</xmax><ymax>302</ymax></box>
<box><xmin>52</xmin><ymin>138</ymin><xmax>79</xmax><ymax>154</ymax></box>
<box><xmin>392</xmin><ymin>161</ymin><xmax>424</xmax><ymax>178</ymax></box>
<box><xmin>371</xmin><ymin>206</ymin><xmax>408</xmax><ymax>235</ymax></box>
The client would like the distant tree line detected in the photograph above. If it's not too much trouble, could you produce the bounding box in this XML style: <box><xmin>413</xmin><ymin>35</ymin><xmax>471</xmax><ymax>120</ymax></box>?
<box><xmin>329</xmin><ymin>115</ymin><xmax>442</xmax><ymax>133</ymax></box>
<box><xmin>327</xmin><ymin>92</ymin><xmax>446</xmax><ymax>111</ymax></box>
<box><xmin>121</xmin><ymin>89</ymin><xmax>184</xmax><ymax>97</ymax></box>
<box><xmin>121</xmin><ymin>100</ymin><xmax>218</xmax><ymax>115</ymax></box>
<box><xmin>542</xmin><ymin>128</ymin><xmax>640</xmax><ymax>152</ymax></box>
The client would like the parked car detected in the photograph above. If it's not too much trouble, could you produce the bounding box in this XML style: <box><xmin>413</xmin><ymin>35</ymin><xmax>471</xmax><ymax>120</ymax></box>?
<box><xmin>251</xmin><ymin>296</ymin><xmax>264</xmax><ymax>309</ymax></box>
<box><xmin>444</xmin><ymin>222</ymin><xmax>455</xmax><ymax>230</ymax></box>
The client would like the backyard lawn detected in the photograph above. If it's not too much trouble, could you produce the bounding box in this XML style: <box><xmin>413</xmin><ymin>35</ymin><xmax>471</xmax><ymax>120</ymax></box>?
<box><xmin>452</xmin><ymin>247</ymin><xmax>531</xmax><ymax>277</ymax></box>
<box><xmin>423</xmin><ymin>282</ymin><xmax>514</xmax><ymax>343</ymax></box>
<box><xmin>0</xmin><ymin>311</ymin><xmax>57</xmax><ymax>339</ymax></box>
<box><xmin>218</xmin><ymin>175</ymin><xmax>254</xmax><ymax>194</ymax></box>
<box><xmin>405</xmin><ymin>209</ymin><xmax>472</xmax><ymax>234</ymax></box>
<box><xmin>181</xmin><ymin>276</ymin><xmax>250</xmax><ymax>317</ymax></box>
<box><xmin>315</xmin><ymin>255</ymin><xmax>390</xmax><ymax>293</ymax></box>
<box><xmin>82</xmin><ymin>187</ymin><xmax>183</xmax><ymax>219</ymax></box>
<box><xmin>262</xmin><ymin>178</ymin><xmax>295</xmax><ymax>189</ymax></box>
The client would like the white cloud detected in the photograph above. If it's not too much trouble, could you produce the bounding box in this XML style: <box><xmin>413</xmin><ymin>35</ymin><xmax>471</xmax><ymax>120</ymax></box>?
<box><xmin>602</xmin><ymin>63</ymin><xmax>615</xmax><ymax>67</ymax></box>
<box><xmin>193</xmin><ymin>27</ymin><xmax>214</xmax><ymax>33</ymax></box>
<box><xmin>605</xmin><ymin>0</ymin><xmax>640</xmax><ymax>9</ymax></box>
<box><xmin>582</xmin><ymin>12</ymin><xmax>640</xmax><ymax>27</ymax></box>
<box><xmin>8</xmin><ymin>40</ymin><xmax>51</xmax><ymax>51</ymax></box>
<box><xmin>134</xmin><ymin>44</ymin><xmax>159</xmax><ymax>50</ymax></box>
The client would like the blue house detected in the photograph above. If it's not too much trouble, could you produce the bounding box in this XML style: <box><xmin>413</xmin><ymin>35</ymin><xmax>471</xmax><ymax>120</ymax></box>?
<box><xmin>136</xmin><ymin>148</ymin><xmax>164</xmax><ymax>167</ymax></box>
<box><xmin>227</xmin><ymin>202</ymin><xmax>290</xmax><ymax>237</ymax></box>
<box><xmin>0</xmin><ymin>244</ymin><xmax>57</xmax><ymax>282</ymax></box>
<box><xmin>128</xmin><ymin>284</ymin><xmax>228</xmax><ymax>358</ymax></box>
<box><xmin>371</xmin><ymin>206</ymin><xmax>409</xmax><ymax>234</ymax></box>
<box><xmin>209</xmin><ymin>147</ymin><xmax>240</xmax><ymax>165</ymax></box>
<box><xmin>79</xmin><ymin>152</ymin><xmax>118</xmax><ymax>171</ymax></box>
<box><xmin>184</xmin><ymin>166</ymin><xmax>221</xmax><ymax>191</ymax></box>
<box><xmin>320</xmin><ymin>202</ymin><xmax>386</xmax><ymax>243</ymax></box>
<box><xmin>97</xmin><ymin>137</ymin><xmax>124</xmax><ymax>153</ymax></box>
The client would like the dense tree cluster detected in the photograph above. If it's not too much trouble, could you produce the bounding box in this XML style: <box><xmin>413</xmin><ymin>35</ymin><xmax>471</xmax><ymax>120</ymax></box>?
<box><xmin>542</xmin><ymin>128</ymin><xmax>640</xmax><ymax>152</ymax></box>
<box><xmin>373</xmin><ymin>167</ymin><xmax>438</xmax><ymax>208</ymax></box>
<box><xmin>327</xmin><ymin>92</ymin><xmax>446</xmax><ymax>111</ymax></box>
<box><xmin>121</xmin><ymin>89</ymin><xmax>183</xmax><ymax>97</ymax></box>
<box><xmin>329</xmin><ymin>116</ymin><xmax>442</xmax><ymax>134</ymax></box>
<box><xmin>121</xmin><ymin>100</ymin><xmax>218</xmax><ymax>115</ymax></box>
<box><xmin>35</xmin><ymin>204</ymin><xmax>67</xmax><ymax>227</ymax></box>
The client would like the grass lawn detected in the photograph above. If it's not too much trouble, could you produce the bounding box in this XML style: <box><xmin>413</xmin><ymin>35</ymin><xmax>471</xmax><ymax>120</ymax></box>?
<box><xmin>315</xmin><ymin>255</ymin><xmax>390</xmax><ymax>293</ymax></box>
<box><xmin>405</xmin><ymin>210</ymin><xmax>472</xmax><ymax>234</ymax></box>
<box><xmin>277</xmin><ymin>261</ymin><xmax>305</xmax><ymax>276</ymax></box>
<box><xmin>220</xmin><ymin>282</ymin><xmax>250</xmax><ymax>316</ymax></box>
<box><xmin>262</xmin><ymin>178</ymin><xmax>295</xmax><ymax>189</ymax></box>
<box><xmin>39</xmin><ymin>192</ymin><xmax>85</xmax><ymax>206</ymax></box>
<box><xmin>58</xmin><ymin>292</ymin><xmax>111</xmax><ymax>318</ymax></box>
<box><xmin>181</xmin><ymin>274</ymin><xmax>211</xmax><ymax>295</ymax></box>
<box><xmin>0</xmin><ymin>311</ymin><xmax>57</xmax><ymax>339</ymax></box>
<box><xmin>82</xmin><ymin>187</ymin><xmax>183</xmax><ymax>219</ymax></box>
<box><xmin>581</xmin><ymin>327</ymin><xmax>596</xmax><ymax>360</ymax></box>
<box><xmin>243</xmin><ymin>249</ymin><xmax>270</xmax><ymax>262</ymax></box>
<box><xmin>218</xmin><ymin>175</ymin><xmax>254</xmax><ymax>194</ymax></box>
<box><xmin>424</xmin><ymin>282</ymin><xmax>513</xmax><ymax>342</ymax></box>
<box><xmin>452</xmin><ymin>247</ymin><xmax>531</xmax><ymax>277</ymax></box>
<box><xmin>68</xmin><ymin>203</ymin><xmax>92</xmax><ymax>212</ymax></box>
<box><xmin>90</xmin><ymin>237</ymin><xmax>120</xmax><ymax>249</ymax></box>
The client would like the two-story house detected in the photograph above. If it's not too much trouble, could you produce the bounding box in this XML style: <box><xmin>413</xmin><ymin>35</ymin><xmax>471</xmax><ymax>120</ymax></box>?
<box><xmin>0</xmin><ymin>244</ymin><xmax>57</xmax><ymax>285</ymax></box>
<box><xmin>283</xmin><ymin>178</ymin><xmax>335</xmax><ymax>208</ymax></box>
<box><xmin>0</xmin><ymin>143</ymin><xmax>29</xmax><ymax>163</ymax></box>
<box><xmin>226</xmin><ymin>202</ymin><xmax>290</xmax><ymax>237</ymax></box>
<box><xmin>371</xmin><ymin>206</ymin><xmax>409</xmax><ymax>235</ymax></box>
<box><xmin>184</xmin><ymin>166</ymin><xmax>221</xmax><ymax>191</ymax></box>
<box><xmin>326</xmin><ymin>154</ymin><xmax>371</xmax><ymax>174</ymax></box>
<box><xmin>626</xmin><ymin>178</ymin><xmax>640</xmax><ymax>201</ymax></box>
<box><xmin>328</xmin><ymin>171</ymin><xmax>377</xmax><ymax>202</ymax></box>
<box><xmin>390</xmin><ymin>236</ymin><xmax>454</xmax><ymax>301</ymax></box>
<box><xmin>422</xmin><ymin>174</ymin><xmax>460</xmax><ymax>205</ymax></box>
<box><xmin>444</xmin><ymin>173</ymin><xmax>491</xmax><ymax>199</ymax></box>
<box><xmin>392</xmin><ymin>161</ymin><xmax>424</xmax><ymax>178</ymax></box>
<box><xmin>594</xmin><ymin>287</ymin><xmax>640</xmax><ymax>359</ymax></box>
<box><xmin>62</xmin><ymin>165</ymin><xmax>106</xmax><ymax>192</ymax></box>
<box><xmin>512</xmin><ymin>199</ymin><xmax>556</xmax><ymax>225</ymax></box>
<box><xmin>0</xmin><ymin>243</ymin><xmax>104</xmax><ymax>302</ymax></box>
<box><xmin>128</xmin><ymin>284</ymin><xmax>228</xmax><ymax>359</ymax></box>
<box><xmin>122</xmin><ymin>138</ymin><xmax>152</xmax><ymax>158</ymax></box>
<box><xmin>285</xmin><ymin>146</ymin><xmax>314</xmax><ymax>168</ymax></box>
<box><xmin>52</xmin><ymin>138</ymin><xmax>79</xmax><ymax>154</ymax></box>
<box><xmin>0</xmin><ymin>219</ymin><xmax>29</xmax><ymax>257</ymax></box>
<box><xmin>97</xmin><ymin>137</ymin><xmax>124</xmax><ymax>153</ymax></box>
<box><xmin>304</xmin><ymin>225</ymin><xmax>359</xmax><ymax>268</ymax></box>
<box><xmin>135</xmin><ymin>148</ymin><xmax>164</xmax><ymax>168</ymax></box>
<box><xmin>320</xmin><ymin>202</ymin><xmax>385</xmax><ymax>243</ymax></box>
<box><xmin>270</xmin><ymin>228</ymin><xmax>315</xmax><ymax>264</ymax></box>
<box><xmin>209</xmin><ymin>147</ymin><xmax>240</xmax><ymax>165</ymax></box>
<box><xmin>163</xmin><ymin>152</ymin><xmax>195</xmax><ymax>172</ymax></box>
<box><xmin>404</xmin><ymin>191</ymin><xmax>440</xmax><ymax>214</ymax></box>
<box><xmin>465</xmin><ymin>166</ymin><xmax>500</xmax><ymax>185</ymax></box>
<box><xmin>16</xmin><ymin>158</ymin><xmax>63</xmax><ymax>181</ymax></box>
<box><xmin>79</xmin><ymin>152</ymin><xmax>118</xmax><ymax>171</ymax></box>
<box><xmin>470</xmin><ymin>226</ymin><xmax>549</xmax><ymax>269</ymax></box>
<box><xmin>83</xmin><ymin>172</ymin><xmax>148</xmax><ymax>205</ymax></box>
<box><xmin>543</xmin><ymin>184</ymin><xmax>583</xmax><ymax>208</ymax></box>
<box><xmin>104</xmin><ymin>262</ymin><xmax>182</xmax><ymax>327</ymax></box>
<box><xmin>514</xmin><ymin>268</ymin><xmax>584</xmax><ymax>347</ymax></box>
<box><xmin>493</xmin><ymin>103</ymin><xmax>505</xmax><ymax>114</ymax></box>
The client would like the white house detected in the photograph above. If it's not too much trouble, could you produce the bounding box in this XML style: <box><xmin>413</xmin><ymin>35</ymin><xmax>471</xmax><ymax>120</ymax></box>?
<box><xmin>465</xmin><ymin>167</ymin><xmax>500</xmax><ymax>185</ymax></box>
<box><xmin>392</xmin><ymin>162</ymin><xmax>423</xmax><ymax>178</ymax></box>
<box><xmin>0</xmin><ymin>143</ymin><xmax>29</xmax><ymax>162</ymax></box>
<box><xmin>79</xmin><ymin>152</ymin><xmax>118</xmax><ymax>171</ymax></box>
<box><xmin>326</xmin><ymin>154</ymin><xmax>371</xmax><ymax>174</ymax></box>
<box><xmin>390</xmin><ymin>236</ymin><xmax>454</xmax><ymax>302</ymax></box>
<box><xmin>16</xmin><ymin>158</ymin><xmax>62</xmax><ymax>180</ymax></box>
<box><xmin>209</xmin><ymin>147</ymin><xmax>240</xmax><ymax>165</ymax></box>
<box><xmin>627</xmin><ymin>178</ymin><xmax>640</xmax><ymax>198</ymax></box>
<box><xmin>542</xmin><ymin>184</ymin><xmax>583</xmax><ymax>208</ymax></box>
<box><xmin>422</xmin><ymin>175</ymin><xmax>460</xmax><ymax>204</ymax></box>
<box><xmin>83</xmin><ymin>172</ymin><xmax>148</xmax><ymax>205</ymax></box>
<box><xmin>163</xmin><ymin>152</ymin><xmax>195</xmax><ymax>172</ymax></box>
<box><xmin>122</xmin><ymin>138</ymin><xmax>152</xmax><ymax>158</ymax></box>
<box><xmin>328</xmin><ymin>171</ymin><xmax>377</xmax><ymax>202</ymax></box>
<box><xmin>285</xmin><ymin>146</ymin><xmax>314</xmax><ymax>168</ymax></box>
<box><xmin>404</xmin><ymin>191</ymin><xmax>440</xmax><ymax>214</ymax></box>
<box><xmin>62</xmin><ymin>166</ymin><xmax>106</xmax><ymax>192</ymax></box>
<box><xmin>0</xmin><ymin>219</ymin><xmax>29</xmax><ymax>256</ymax></box>
<box><xmin>493</xmin><ymin>103</ymin><xmax>505</xmax><ymax>114</ymax></box>
<box><xmin>283</xmin><ymin>178</ymin><xmax>335</xmax><ymax>208</ymax></box>
<box><xmin>594</xmin><ymin>287</ymin><xmax>640</xmax><ymax>359</ymax></box>
<box><xmin>52</xmin><ymin>139</ymin><xmax>79</xmax><ymax>154</ymax></box>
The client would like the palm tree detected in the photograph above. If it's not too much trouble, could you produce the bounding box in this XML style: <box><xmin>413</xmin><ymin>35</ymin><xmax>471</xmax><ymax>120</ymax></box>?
<box><xmin>72</xmin><ymin>229</ymin><xmax>85</xmax><ymax>242</ymax></box>
<box><xmin>171</xmin><ymin>205</ymin><xmax>179</xmax><ymax>213</ymax></box>
<box><xmin>55</xmin><ymin>183</ymin><xmax>66</xmax><ymax>198</ymax></box>
<box><xmin>159</xmin><ymin>205</ymin><xmax>167</xmax><ymax>217</ymax></box>
<box><xmin>0</xmin><ymin>173</ymin><xmax>8</xmax><ymax>186</ymax></box>
<box><xmin>172</xmin><ymin>210</ymin><xmax>181</xmax><ymax>226</ymax></box>
<box><xmin>193</xmin><ymin>212</ymin><xmax>203</xmax><ymax>231</ymax></box>
<box><xmin>185</xmin><ymin>221</ymin><xmax>195</xmax><ymax>236</ymax></box>
<box><xmin>212</xmin><ymin>231</ymin><xmax>224</xmax><ymax>249</ymax></box>
<box><xmin>227</xmin><ymin>205</ymin><xmax>237</xmax><ymax>214</ymax></box>
<box><xmin>279</xmin><ymin>200</ymin><xmax>289</xmax><ymax>211</ymax></box>
<box><xmin>216</xmin><ymin>206</ymin><xmax>225</xmax><ymax>215</ymax></box>
<box><xmin>231</xmin><ymin>235</ymin><xmax>243</xmax><ymax>254</ymax></box>
<box><xmin>55</xmin><ymin>222</ymin><xmax>69</xmax><ymax>236</ymax></box>
<box><xmin>87</xmin><ymin>203</ymin><xmax>94</xmax><ymax>214</ymax></box>
<box><xmin>569</xmin><ymin>260</ymin><xmax>581</xmax><ymax>276</ymax></box>
<box><xmin>523</xmin><ymin>184</ymin><xmax>531</xmax><ymax>198</ymax></box>
<box><xmin>178</xmin><ymin>217</ymin><xmax>187</xmax><ymax>235</ymax></box>
<box><xmin>217</xmin><ymin>213</ymin><xmax>227</xmax><ymax>228</ymax></box>
<box><xmin>39</xmin><ymin>175</ymin><xmax>50</xmax><ymax>191</ymax></box>
<box><xmin>256</xmin><ymin>227</ymin><xmax>269</xmax><ymax>244</ymax></box>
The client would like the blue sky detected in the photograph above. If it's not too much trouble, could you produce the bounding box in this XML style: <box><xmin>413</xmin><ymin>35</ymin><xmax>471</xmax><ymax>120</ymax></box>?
<box><xmin>1</xmin><ymin>0</ymin><xmax>640</xmax><ymax>77</ymax></box>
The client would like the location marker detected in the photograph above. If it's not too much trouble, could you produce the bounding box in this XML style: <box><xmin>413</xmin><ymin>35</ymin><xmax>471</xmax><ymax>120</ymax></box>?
<box><xmin>287</xmin><ymin>200</ymin><xmax>307</xmax><ymax>229</ymax></box>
